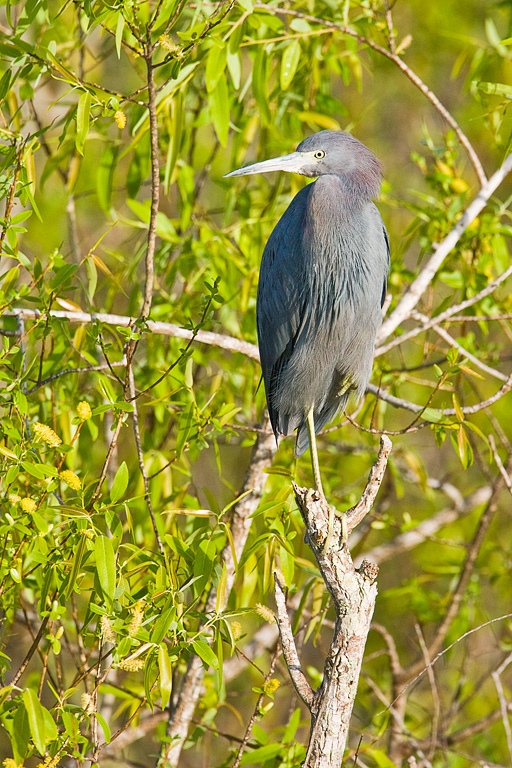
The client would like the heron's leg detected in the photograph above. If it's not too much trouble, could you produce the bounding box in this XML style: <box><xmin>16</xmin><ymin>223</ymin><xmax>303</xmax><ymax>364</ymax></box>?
<box><xmin>306</xmin><ymin>407</ymin><xmax>347</xmax><ymax>550</ymax></box>
<box><xmin>306</xmin><ymin>407</ymin><xmax>324</xmax><ymax>499</ymax></box>
<box><xmin>307</xmin><ymin>408</ymin><xmax>337</xmax><ymax>551</ymax></box>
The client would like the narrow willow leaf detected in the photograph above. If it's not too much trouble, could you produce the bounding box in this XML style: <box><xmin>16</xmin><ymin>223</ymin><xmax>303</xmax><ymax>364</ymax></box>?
<box><xmin>97</xmin><ymin>145</ymin><xmax>118</xmax><ymax>211</ymax></box>
<box><xmin>208</xmin><ymin>73</ymin><xmax>230</xmax><ymax>147</ymax></box>
<box><xmin>110</xmin><ymin>461</ymin><xmax>129</xmax><ymax>504</ymax></box>
<box><xmin>115</xmin><ymin>13</ymin><xmax>124</xmax><ymax>59</ymax></box>
<box><xmin>205</xmin><ymin>44</ymin><xmax>227</xmax><ymax>93</ymax></box>
<box><xmin>192</xmin><ymin>639</ymin><xmax>219</xmax><ymax>669</ymax></box>
<box><xmin>65</xmin><ymin>532</ymin><xmax>87</xmax><ymax>598</ymax></box>
<box><xmin>158</xmin><ymin>644</ymin><xmax>173</xmax><ymax>709</ymax></box>
<box><xmin>96</xmin><ymin>711</ymin><xmax>111</xmax><ymax>743</ymax></box>
<box><xmin>252</xmin><ymin>47</ymin><xmax>270</xmax><ymax>125</ymax></box>
<box><xmin>22</xmin><ymin>688</ymin><xmax>46</xmax><ymax>755</ymax></box>
<box><xmin>279</xmin><ymin>545</ymin><xmax>294</xmax><ymax>587</ymax></box>
<box><xmin>216</xmin><ymin>562</ymin><xmax>228</xmax><ymax>613</ymax></box>
<box><xmin>94</xmin><ymin>535</ymin><xmax>116</xmax><ymax>604</ymax></box>
<box><xmin>280</xmin><ymin>39</ymin><xmax>300</xmax><ymax>90</ymax></box>
<box><xmin>76</xmin><ymin>90</ymin><xmax>92</xmax><ymax>155</ymax></box>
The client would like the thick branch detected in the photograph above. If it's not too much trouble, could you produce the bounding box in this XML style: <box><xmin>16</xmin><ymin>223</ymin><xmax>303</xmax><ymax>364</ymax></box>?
<box><xmin>345</xmin><ymin>436</ymin><xmax>392</xmax><ymax>534</ymax></box>
<box><xmin>289</xmin><ymin>439</ymin><xmax>389</xmax><ymax>767</ymax></box>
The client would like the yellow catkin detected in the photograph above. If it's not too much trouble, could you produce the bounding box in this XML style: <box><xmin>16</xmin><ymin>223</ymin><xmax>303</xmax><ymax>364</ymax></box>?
<box><xmin>118</xmin><ymin>657</ymin><xmax>144</xmax><ymax>672</ymax></box>
<box><xmin>230</xmin><ymin>621</ymin><xmax>242</xmax><ymax>640</ymax></box>
<box><xmin>33</xmin><ymin>422</ymin><xmax>61</xmax><ymax>447</ymax></box>
<box><xmin>158</xmin><ymin>35</ymin><xmax>183</xmax><ymax>56</ymax></box>
<box><xmin>81</xmin><ymin>692</ymin><xmax>95</xmax><ymax>714</ymax></box>
<box><xmin>59</xmin><ymin>470</ymin><xmax>81</xmax><ymax>491</ymax></box>
<box><xmin>255</xmin><ymin>603</ymin><xmax>276</xmax><ymax>624</ymax></box>
<box><xmin>263</xmin><ymin>678</ymin><xmax>280</xmax><ymax>695</ymax></box>
<box><xmin>20</xmin><ymin>498</ymin><xmax>37</xmax><ymax>514</ymax></box>
<box><xmin>8</xmin><ymin>494</ymin><xmax>20</xmax><ymax>505</ymax></box>
<box><xmin>114</xmin><ymin>110</ymin><xmax>126</xmax><ymax>129</ymax></box>
<box><xmin>77</xmin><ymin>401</ymin><xmax>92</xmax><ymax>420</ymax></box>
<box><xmin>128</xmin><ymin>604</ymin><xmax>144</xmax><ymax>637</ymax></box>
<box><xmin>3</xmin><ymin>759</ymin><xmax>21</xmax><ymax>768</ymax></box>
<box><xmin>100</xmin><ymin>615</ymin><xmax>116</xmax><ymax>644</ymax></box>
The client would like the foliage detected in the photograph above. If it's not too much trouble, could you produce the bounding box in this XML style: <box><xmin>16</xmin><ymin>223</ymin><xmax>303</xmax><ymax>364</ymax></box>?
<box><xmin>0</xmin><ymin>0</ymin><xmax>512</xmax><ymax>766</ymax></box>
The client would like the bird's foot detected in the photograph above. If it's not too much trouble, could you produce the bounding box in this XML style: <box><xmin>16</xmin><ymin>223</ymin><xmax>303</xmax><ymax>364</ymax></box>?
<box><xmin>322</xmin><ymin>503</ymin><xmax>347</xmax><ymax>553</ymax></box>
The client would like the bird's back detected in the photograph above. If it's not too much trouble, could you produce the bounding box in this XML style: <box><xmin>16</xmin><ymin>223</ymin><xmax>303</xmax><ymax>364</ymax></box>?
<box><xmin>257</xmin><ymin>174</ymin><xmax>389</xmax><ymax>456</ymax></box>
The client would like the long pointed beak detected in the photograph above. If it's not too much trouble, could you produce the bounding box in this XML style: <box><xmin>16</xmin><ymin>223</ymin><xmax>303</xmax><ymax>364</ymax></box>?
<box><xmin>224</xmin><ymin>151</ymin><xmax>304</xmax><ymax>178</ymax></box>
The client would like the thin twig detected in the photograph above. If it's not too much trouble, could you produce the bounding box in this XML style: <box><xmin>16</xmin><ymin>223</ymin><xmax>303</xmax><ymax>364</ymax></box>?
<box><xmin>232</xmin><ymin>648</ymin><xmax>279</xmax><ymax>768</ymax></box>
<box><xmin>274</xmin><ymin>575</ymin><xmax>315</xmax><ymax>709</ymax></box>
<box><xmin>415</xmin><ymin>624</ymin><xmax>440</xmax><ymax>761</ymax></box>
<box><xmin>489</xmin><ymin>435</ymin><xmax>512</xmax><ymax>496</ymax></box>
<box><xmin>128</xmin><ymin>367</ymin><xmax>165</xmax><ymax>557</ymax></box>
<box><xmin>345</xmin><ymin>436</ymin><xmax>392</xmax><ymax>534</ymax></box>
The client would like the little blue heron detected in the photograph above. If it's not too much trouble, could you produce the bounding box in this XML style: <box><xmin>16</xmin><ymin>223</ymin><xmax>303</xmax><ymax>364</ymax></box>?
<box><xmin>226</xmin><ymin>131</ymin><xmax>389</xmax><ymax>538</ymax></box>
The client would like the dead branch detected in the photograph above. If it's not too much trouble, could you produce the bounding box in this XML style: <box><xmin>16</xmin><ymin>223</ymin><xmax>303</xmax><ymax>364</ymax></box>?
<box><xmin>274</xmin><ymin>438</ymin><xmax>390</xmax><ymax>768</ymax></box>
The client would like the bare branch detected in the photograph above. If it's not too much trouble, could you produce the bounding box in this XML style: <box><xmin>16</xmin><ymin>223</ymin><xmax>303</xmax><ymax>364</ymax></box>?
<box><xmin>274</xmin><ymin>575</ymin><xmax>315</xmax><ymax>709</ymax></box>
<box><xmin>345</xmin><ymin>436</ymin><xmax>392</xmax><ymax>534</ymax></box>
<box><xmin>128</xmin><ymin>367</ymin><xmax>165</xmax><ymax>557</ymax></box>
<box><xmin>232</xmin><ymin>649</ymin><xmax>279</xmax><ymax>768</ymax></box>
<box><xmin>4</xmin><ymin>309</ymin><xmax>260</xmax><ymax>360</ymax></box>
<box><xmin>489</xmin><ymin>435</ymin><xmax>512</xmax><ymax>496</ymax></box>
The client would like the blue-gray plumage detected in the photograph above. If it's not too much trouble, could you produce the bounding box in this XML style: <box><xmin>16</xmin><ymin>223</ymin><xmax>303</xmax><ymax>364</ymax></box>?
<box><xmin>226</xmin><ymin>130</ymin><xmax>389</xmax><ymax>495</ymax></box>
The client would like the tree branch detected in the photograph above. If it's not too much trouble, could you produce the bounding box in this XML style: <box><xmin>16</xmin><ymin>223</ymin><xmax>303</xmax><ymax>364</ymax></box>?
<box><xmin>274</xmin><ymin>575</ymin><xmax>315</xmax><ymax>709</ymax></box>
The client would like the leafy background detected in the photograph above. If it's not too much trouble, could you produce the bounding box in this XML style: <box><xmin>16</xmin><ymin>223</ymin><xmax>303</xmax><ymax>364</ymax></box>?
<box><xmin>1</xmin><ymin>0</ymin><xmax>512</xmax><ymax>766</ymax></box>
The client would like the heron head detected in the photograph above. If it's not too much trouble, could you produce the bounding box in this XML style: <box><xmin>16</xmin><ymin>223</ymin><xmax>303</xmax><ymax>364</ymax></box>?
<box><xmin>224</xmin><ymin>130</ymin><xmax>381</xmax><ymax>190</ymax></box>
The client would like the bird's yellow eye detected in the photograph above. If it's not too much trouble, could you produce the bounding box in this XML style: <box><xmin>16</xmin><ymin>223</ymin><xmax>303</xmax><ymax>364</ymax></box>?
<box><xmin>314</xmin><ymin>150</ymin><xmax>325</xmax><ymax>159</ymax></box>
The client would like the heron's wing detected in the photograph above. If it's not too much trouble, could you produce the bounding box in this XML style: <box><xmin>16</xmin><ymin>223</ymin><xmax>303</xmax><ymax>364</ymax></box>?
<box><xmin>256</xmin><ymin>185</ymin><xmax>312</xmax><ymax>438</ymax></box>
<box><xmin>381</xmin><ymin>221</ymin><xmax>390</xmax><ymax>308</ymax></box>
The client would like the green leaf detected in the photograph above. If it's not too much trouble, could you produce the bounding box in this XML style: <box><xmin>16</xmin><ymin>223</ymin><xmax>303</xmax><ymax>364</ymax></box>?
<box><xmin>192</xmin><ymin>639</ymin><xmax>219</xmax><ymax>669</ymax></box>
<box><xmin>1</xmin><ymin>265</ymin><xmax>19</xmax><ymax>294</ymax></box>
<box><xmin>176</xmin><ymin>402</ymin><xmax>194</xmax><ymax>459</ymax></box>
<box><xmin>421</xmin><ymin>407</ymin><xmax>443</xmax><ymax>423</ymax></box>
<box><xmin>94</xmin><ymin>535</ymin><xmax>116</xmax><ymax>604</ymax></box>
<box><xmin>76</xmin><ymin>90</ymin><xmax>92</xmax><ymax>155</ymax></box>
<box><xmin>280</xmin><ymin>39</ymin><xmax>301</xmax><ymax>90</ymax></box>
<box><xmin>279</xmin><ymin>545</ymin><xmax>294</xmax><ymax>587</ymax></box>
<box><xmin>115</xmin><ymin>13</ymin><xmax>125</xmax><ymax>59</ymax></box>
<box><xmin>65</xmin><ymin>532</ymin><xmax>87</xmax><ymax>598</ymax></box>
<box><xmin>252</xmin><ymin>47</ymin><xmax>270</xmax><ymax>125</ymax></box>
<box><xmin>208</xmin><ymin>72</ymin><xmax>230</xmax><ymax>147</ymax></box>
<box><xmin>97</xmin><ymin>145</ymin><xmax>118</xmax><ymax>212</ymax></box>
<box><xmin>240</xmin><ymin>743</ymin><xmax>282</xmax><ymax>764</ymax></box>
<box><xmin>158</xmin><ymin>643</ymin><xmax>173</xmax><ymax>709</ymax></box>
<box><xmin>110</xmin><ymin>461</ymin><xmax>129</xmax><ymax>504</ymax></box>
<box><xmin>205</xmin><ymin>43</ymin><xmax>227</xmax><ymax>92</ymax></box>
<box><xmin>12</xmin><ymin>704</ymin><xmax>30</xmax><ymax>763</ymax></box>
<box><xmin>95</xmin><ymin>711</ymin><xmax>111</xmax><ymax>743</ymax></box>
<box><xmin>150</xmin><ymin>600</ymin><xmax>175</xmax><ymax>645</ymax></box>
<box><xmin>22</xmin><ymin>688</ymin><xmax>47</xmax><ymax>755</ymax></box>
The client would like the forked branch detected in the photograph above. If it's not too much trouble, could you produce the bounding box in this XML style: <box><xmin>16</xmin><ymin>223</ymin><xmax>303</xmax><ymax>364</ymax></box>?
<box><xmin>274</xmin><ymin>438</ymin><xmax>391</xmax><ymax>768</ymax></box>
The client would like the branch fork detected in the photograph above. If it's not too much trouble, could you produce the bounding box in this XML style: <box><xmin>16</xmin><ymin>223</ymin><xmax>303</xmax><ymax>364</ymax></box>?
<box><xmin>274</xmin><ymin>437</ymin><xmax>392</xmax><ymax>768</ymax></box>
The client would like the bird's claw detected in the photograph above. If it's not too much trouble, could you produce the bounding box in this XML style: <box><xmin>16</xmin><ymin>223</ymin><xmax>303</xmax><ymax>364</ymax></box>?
<box><xmin>322</xmin><ymin>504</ymin><xmax>347</xmax><ymax>553</ymax></box>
